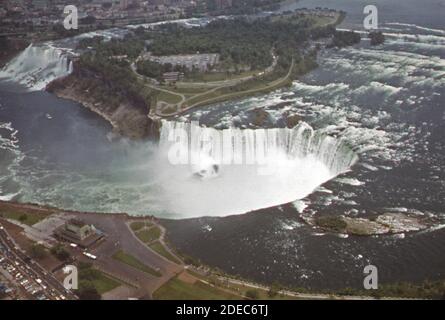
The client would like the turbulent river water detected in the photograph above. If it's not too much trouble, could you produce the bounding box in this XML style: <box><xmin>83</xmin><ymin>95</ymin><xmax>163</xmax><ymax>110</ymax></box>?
<box><xmin>1</xmin><ymin>0</ymin><xmax>445</xmax><ymax>289</ymax></box>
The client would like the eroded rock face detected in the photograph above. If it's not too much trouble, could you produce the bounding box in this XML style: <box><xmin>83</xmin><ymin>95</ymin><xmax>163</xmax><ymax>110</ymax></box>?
<box><xmin>47</xmin><ymin>64</ymin><xmax>160</xmax><ymax>140</ymax></box>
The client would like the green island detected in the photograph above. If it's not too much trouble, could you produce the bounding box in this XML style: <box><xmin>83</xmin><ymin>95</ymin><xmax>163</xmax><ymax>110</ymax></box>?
<box><xmin>49</xmin><ymin>8</ymin><xmax>346</xmax><ymax>132</ymax></box>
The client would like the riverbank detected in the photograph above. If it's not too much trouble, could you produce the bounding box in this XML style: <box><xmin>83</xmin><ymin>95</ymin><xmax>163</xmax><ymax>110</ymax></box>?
<box><xmin>47</xmin><ymin>63</ymin><xmax>160</xmax><ymax>140</ymax></box>
<box><xmin>2</xmin><ymin>199</ymin><xmax>442</xmax><ymax>299</ymax></box>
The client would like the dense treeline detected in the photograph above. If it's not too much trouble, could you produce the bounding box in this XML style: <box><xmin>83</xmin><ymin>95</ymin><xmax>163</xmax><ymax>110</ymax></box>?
<box><xmin>78</xmin><ymin>35</ymin><xmax>144</xmax><ymax>60</ymax></box>
<box><xmin>204</xmin><ymin>0</ymin><xmax>282</xmax><ymax>15</ymax></box>
<box><xmin>369</xmin><ymin>31</ymin><xmax>385</xmax><ymax>46</ymax></box>
<box><xmin>148</xmin><ymin>17</ymin><xmax>332</xmax><ymax>71</ymax></box>
<box><xmin>78</xmin><ymin>52</ymin><xmax>152</xmax><ymax>110</ymax></box>
<box><xmin>149</xmin><ymin>20</ymin><xmax>273</xmax><ymax>70</ymax></box>
<box><xmin>136</xmin><ymin>60</ymin><xmax>187</xmax><ymax>81</ymax></box>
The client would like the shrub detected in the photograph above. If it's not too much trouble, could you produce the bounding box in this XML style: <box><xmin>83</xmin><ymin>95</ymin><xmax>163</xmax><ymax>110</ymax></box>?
<box><xmin>29</xmin><ymin>243</ymin><xmax>47</xmax><ymax>260</ymax></box>
<box><xmin>245</xmin><ymin>289</ymin><xmax>260</xmax><ymax>299</ymax></box>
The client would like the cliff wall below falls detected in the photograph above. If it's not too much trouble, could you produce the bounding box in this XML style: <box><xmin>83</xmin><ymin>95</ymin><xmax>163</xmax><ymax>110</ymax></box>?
<box><xmin>47</xmin><ymin>61</ymin><xmax>160</xmax><ymax>140</ymax></box>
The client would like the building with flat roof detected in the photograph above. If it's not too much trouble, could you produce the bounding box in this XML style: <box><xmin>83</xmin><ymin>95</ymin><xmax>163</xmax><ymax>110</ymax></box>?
<box><xmin>163</xmin><ymin>71</ymin><xmax>184</xmax><ymax>82</ymax></box>
<box><xmin>54</xmin><ymin>219</ymin><xmax>104</xmax><ymax>248</ymax></box>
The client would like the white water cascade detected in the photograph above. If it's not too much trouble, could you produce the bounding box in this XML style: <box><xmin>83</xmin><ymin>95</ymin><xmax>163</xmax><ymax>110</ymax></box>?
<box><xmin>0</xmin><ymin>44</ymin><xmax>73</xmax><ymax>91</ymax></box>
<box><xmin>156</xmin><ymin>121</ymin><xmax>358</xmax><ymax>217</ymax></box>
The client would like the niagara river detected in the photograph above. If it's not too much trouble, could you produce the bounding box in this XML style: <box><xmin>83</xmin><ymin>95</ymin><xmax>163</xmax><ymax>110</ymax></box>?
<box><xmin>1</xmin><ymin>0</ymin><xmax>445</xmax><ymax>290</ymax></box>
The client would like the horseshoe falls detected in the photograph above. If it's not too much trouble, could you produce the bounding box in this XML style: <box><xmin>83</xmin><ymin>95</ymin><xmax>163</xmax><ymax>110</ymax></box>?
<box><xmin>158</xmin><ymin>121</ymin><xmax>358</xmax><ymax>217</ymax></box>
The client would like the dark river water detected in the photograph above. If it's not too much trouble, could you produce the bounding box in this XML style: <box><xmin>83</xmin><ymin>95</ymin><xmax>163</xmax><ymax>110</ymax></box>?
<box><xmin>1</xmin><ymin>0</ymin><xmax>445</xmax><ymax>290</ymax></box>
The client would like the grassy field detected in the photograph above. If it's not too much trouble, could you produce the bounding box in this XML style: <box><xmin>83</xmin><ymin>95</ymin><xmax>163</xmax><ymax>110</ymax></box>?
<box><xmin>185</xmin><ymin>70</ymin><xmax>257</xmax><ymax>82</ymax></box>
<box><xmin>149</xmin><ymin>241</ymin><xmax>181</xmax><ymax>265</ymax></box>
<box><xmin>178</xmin><ymin>61</ymin><xmax>294</xmax><ymax>111</ymax></box>
<box><xmin>91</xmin><ymin>271</ymin><xmax>122</xmax><ymax>294</ymax></box>
<box><xmin>160</xmin><ymin>104</ymin><xmax>178</xmax><ymax>114</ymax></box>
<box><xmin>164</xmin><ymin>86</ymin><xmax>209</xmax><ymax>95</ymax></box>
<box><xmin>112</xmin><ymin>250</ymin><xmax>161</xmax><ymax>277</ymax></box>
<box><xmin>130</xmin><ymin>221</ymin><xmax>152</xmax><ymax>232</ymax></box>
<box><xmin>0</xmin><ymin>209</ymin><xmax>51</xmax><ymax>226</ymax></box>
<box><xmin>155</xmin><ymin>90</ymin><xmax>182</xmax><ymax>104</ymax></box>
<box><xmin>135</xmin><ymin>226</ymin><xmax>161</xmax><ymax>244</ymax></box>
<box><xmin>153</xmin><ymin>276</ymin><xmax>242</xmax><ymax>300</ymax></box>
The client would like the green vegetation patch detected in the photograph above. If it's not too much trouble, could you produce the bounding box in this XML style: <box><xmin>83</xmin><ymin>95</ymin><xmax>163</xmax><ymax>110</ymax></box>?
<box><xmin>112</xmin><ymin>250</ymin><xmax>161</xmax><ymax>277</ymax></box>
<box><xmin>149</xmin><ymin>241</ymin><xmax>181</xmax><ymax>265</ymax></box>
<box><xmin>89</xmin><ymin>272</ymin><xmax>121</xmax><ymax>295</ymax></box>
<box><xmin>156</xmin><ymin>90</ymin><xmax>183</xmax><ymax>104</ymax></box>
<box><xmin>153</xmin><ymin>276</ymin><xmax>241</xmax><ymax>300</ymax></box>
<box><xmin>166</xmin><ymin>86</ymin><xmax>208</xmax><ymax>95</ymax></box>
<box><xmin>314</xmin><ymin>216</ymin><xmax>347</xmax><ymax>233</ymax></box>
<box><xmin>29</xmin><ymin>243</ymin><xmax>48</xmax><ymax>260</ymax></box>
<box><xmin>0</xmin><ymin>210</ymin><xmax>50</xmax><ymax>226</ymax></box>
<box><xmin>130</xmin><ymin>221</ymin><xmax>152</xmax><ymax>232</ymax></box>
<box><xmin>50</xmin><ymin>244</ymin><xmax>71</xmax><ymax>261</ymax></box>
<box><xmin>135</xmin><ymin>226</ymin><xmax>161</xmax><ymax>244</ymax></box>
<box><xmin>77</xmin><ymin>262</ymin><xmax>121</xmax><ymax>299</ymax></box>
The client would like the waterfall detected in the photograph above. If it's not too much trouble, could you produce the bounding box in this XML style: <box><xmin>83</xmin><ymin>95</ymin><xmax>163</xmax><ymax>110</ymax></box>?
<box><xmin>159</xmin><ymin>120</ymin><xmax>358</xmax><ymax>177</ymax></box>
<box><xmin>154</xmin><ymin>120</ymin><xmax>358</xmax><ymax>217</ymax></box>
<box><xmin>0</xmin><ymin>44</ymin><xmax>73</xmax><ymax>91</ymax></box>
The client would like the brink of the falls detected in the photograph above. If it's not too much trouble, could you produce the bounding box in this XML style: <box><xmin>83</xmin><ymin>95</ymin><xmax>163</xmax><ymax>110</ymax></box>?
<box><xmin>0</xmin><ymin>44</ymin><xmax>73</xmax><ymax>91</ymax></box>
<box><xmin>156</xmin><ymin>120</ymin><xmax>358</xmax><ymax>218</ymax></box>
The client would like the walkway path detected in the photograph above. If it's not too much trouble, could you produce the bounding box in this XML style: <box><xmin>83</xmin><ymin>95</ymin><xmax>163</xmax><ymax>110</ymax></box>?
<box><xmin>131</xmin><ymin>49</ymin><xmax>281</xmax><ymax>117</ymax></box>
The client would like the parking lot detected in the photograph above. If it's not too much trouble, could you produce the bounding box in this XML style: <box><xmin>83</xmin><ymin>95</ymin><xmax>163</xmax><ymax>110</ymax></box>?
<box><xmin>0</xmin><ymin>223</ymin><xmax>76</xmax><ymax>300</ymax></box>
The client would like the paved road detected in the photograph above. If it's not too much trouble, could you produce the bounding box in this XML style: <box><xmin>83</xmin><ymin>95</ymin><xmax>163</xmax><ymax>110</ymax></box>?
<box><xmin>132</xmin><ymin>49</ymin><xmax>279</xmax><ymax>117</ymax></box>
<box><xmin>78</xmin><ymin>213</ymin><xmax>183</xmax><ymax>298</ymax></box>
<box><xmin>179</xmin><ymin>58</ymin><xmax>295</xmax><ymax>114</ymax></box>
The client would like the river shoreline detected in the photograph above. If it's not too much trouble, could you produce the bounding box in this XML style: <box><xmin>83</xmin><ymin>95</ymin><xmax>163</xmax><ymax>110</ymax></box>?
<box><xmin>47</xmin><ymin>72</ymin><xmax>160</xmax><ymax>140</ymax></box>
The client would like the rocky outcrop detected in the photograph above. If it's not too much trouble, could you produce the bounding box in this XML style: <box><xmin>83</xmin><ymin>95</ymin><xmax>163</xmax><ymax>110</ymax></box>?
<box><xmin>0</xmin><ymin>38</ymin><xmax>29</xmax><ymax>68</ymax></box>
<box><xmin>306</xmin><ymin>213</ymin><xmax>437</xmax><ymax>236</ymax></box>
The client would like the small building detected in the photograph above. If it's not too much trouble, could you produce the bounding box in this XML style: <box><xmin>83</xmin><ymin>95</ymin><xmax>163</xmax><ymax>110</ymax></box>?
<box><xmin>162</xmin><ymin>71</ymin><xmax>184</xmax><ymax>83</ymax></box>
<box><xmin>54</xmin><ymin>219</ymin><xmax>104</xmax><ymax>248</ymax></box>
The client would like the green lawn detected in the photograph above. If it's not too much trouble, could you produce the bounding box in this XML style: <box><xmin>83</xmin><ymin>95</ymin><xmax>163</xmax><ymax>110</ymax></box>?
<box><xmin>153</xmin><ymin>277</ymin><xmax>242</xmax><ymax>300</ymax></box>
<box><xmin>130</xmin><ymin>221</ymin><xmax>152</xmax><ymax>232</ymax></box>
<box><xmin>149</xmin><ymin>241</ymin><xmax>181</xmax><ymax>265</ymax></box>
<box><xmin>160</xmin><ymin>104</ymin><xmax>178</xmax><ymax>115</ymax></box>
<box><xmin>112</xmin><ymin>250</ymin><xmax>161</xmax><ymax>277</ymax></box>
<box><xmin>185</xmin><ymin>70</ymin><xmax>258</xmax><ymax>82</ymax></box>
<box><xmin>156</xmin><ymin>90</ymin><xmax>182</xmax><ymax>104</ymax></box>
<box><xmin>91</xmin><ymin>272</ymin><xmax>121</xmax><ymax>294</ymax></box>
<box><xmin>167</xmin><ymin>86</ymin><xmax>208</xmax><ymax>95</ymax></box>
<box><xmin>135</xmin><ymin>226</ymin><xmax>161</xmax><ymax>244</ymax></box>
<box><xmin>0</xmin><ymin>210</ymin><xmax>49</xmax><ymax>226</ymax></box>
